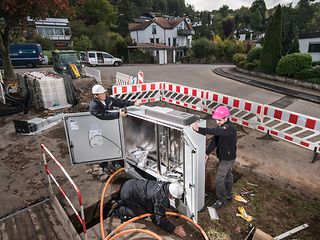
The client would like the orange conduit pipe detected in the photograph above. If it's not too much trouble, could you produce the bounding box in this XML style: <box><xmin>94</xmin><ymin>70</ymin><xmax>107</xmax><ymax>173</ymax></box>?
<box><xmin>108</xmin><ymin>228</ymin><xmax>162</xmax><ymax>240</ymax></box>
<box><xmin>106</xmin><ymin>211</ymin><xmax>209</xmax><ymax>240</ymax></box>
<box><xmin>100</xmin><ymin>168</ymin><xmax>125</xmax><ymax>240</ymax></box>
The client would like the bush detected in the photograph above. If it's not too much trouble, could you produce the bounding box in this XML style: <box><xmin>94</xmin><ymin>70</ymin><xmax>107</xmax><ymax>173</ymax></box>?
<box><xmin>276</xmin><ymin>53</ymin><xmax>312</xmax><ymax>77</ymax></box>
<box><xmin>294</xmin><ymin>66</ymin><xmax>320</xmax><ymax>80</ymax></box>
<box><xmin>247</xmin><ymin>47</ymin><xmax>262</xmax><ymax>63</ymax></box>
<box><xmin>232</xmin><ymin>53</ymin><xmax>246</xmax><ymax>66</ymax></box>
<box><xmin>312</xmin><ymin>61</ymin><xmax>320</xmax><ymax>66</ymax></box>
<box><xmin>192</xmin><ymin>38</ymin><xmax>215</xmax><ymax>58</ymax></box>
<box><xmin>73</xmin><ymin>35</ymin><xmax>92</xmax><ymax>51</ymax></box>
<box><xmin>238</xmin><ymin>60</ymin><xmax>246</xmax><ymax>68</ymax></box>
<box><xmin>245</xmin><ymin>60</ymin><xmax>260</xmax><ymax>71</ymax></box>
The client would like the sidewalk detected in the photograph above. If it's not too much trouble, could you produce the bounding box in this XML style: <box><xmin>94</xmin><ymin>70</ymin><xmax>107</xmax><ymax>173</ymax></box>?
<box><xmin>213</xmin><ymin>67</ymin><xmax>320</xmax><ymax>104</ymax></box>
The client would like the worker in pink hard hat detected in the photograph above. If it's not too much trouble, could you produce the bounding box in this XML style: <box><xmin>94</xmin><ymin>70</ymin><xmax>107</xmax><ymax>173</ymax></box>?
<box><xmin>191</xmin><ymin>105</ymin><xmax>237</xmax><ymax>209</ymax></box>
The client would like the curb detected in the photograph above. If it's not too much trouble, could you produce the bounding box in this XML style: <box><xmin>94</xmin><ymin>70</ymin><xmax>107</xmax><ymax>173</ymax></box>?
<box><xmin>213</xmin><ymin>67</ymin><xmax>320</xmax><ymax>105</ymax></box>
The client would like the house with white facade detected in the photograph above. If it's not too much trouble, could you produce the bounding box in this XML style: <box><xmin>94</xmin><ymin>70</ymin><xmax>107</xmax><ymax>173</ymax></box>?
<box><xmin>27</xmin><ymin>17</ymin><xmax>72</xmax><ymax>49</ymax></box>
<box><xmin>129</xmin><ymin>17</ymin><xmax>194</xmax><ymax>60</ymax></box>
<box><xmin>299</xmin><ymin>32</ymin><xmax>320</xmax><ymax>61</ymax></box>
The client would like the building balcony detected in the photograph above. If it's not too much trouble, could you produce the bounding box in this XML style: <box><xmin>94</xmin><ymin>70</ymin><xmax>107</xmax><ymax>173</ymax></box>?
<box><xmin>177</xmin><ymin>29</ymin><xmax>195</xmax><ymax>36</ymax></box>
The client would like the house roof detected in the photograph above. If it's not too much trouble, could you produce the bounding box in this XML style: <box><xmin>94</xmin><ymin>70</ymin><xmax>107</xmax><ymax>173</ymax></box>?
<box><xmin>299</xmin><ymin>32</ymin><xmax>320</xmax><ymax>39</ymax></box>
<box><xmin>128</xmin><ymin>43</ymin><xmax>174</xmax><ymax>50</ymax></box>
<box><xmin>128</xmin><ymin>17</ymin><xmax>191</xmax><ymax>31</ymax></box>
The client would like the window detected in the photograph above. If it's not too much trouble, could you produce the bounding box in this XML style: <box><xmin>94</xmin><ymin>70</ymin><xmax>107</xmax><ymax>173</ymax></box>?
<box><xmin>36</xmin><ymin>27</ymin><xmax>44</xmax><ymax>35</ymax></box>
<box><xmin>308</xmin><ymin>43</ymin><xmax>320</xmax><ymax>53</ymax></box>
<box><xmin>44</xmin><ymin>27</ymin><xmax>54</xmax><ymax>36</ymax></box>
<box><xmin>173</xmin><ymin>38</ymin><xmax>177</xmax><ymax>47</ymax></box>
<box><xmin>54</xmin><ymin>28</ymin><xmax>64</xmax><ymax>36</ymax></box>
<box><xmin>88</xmin><ymin>53</ymin><xmax>96</xmax><ymax>58</ymax></box>
<box><xmin>64</xmin><ymin>28</ymin><xmax>71</xmax><ymax>36</ymax></box>
<box><xmin>168</xmin><ymin>38</ymin><xmax>171</xmax><ymax>46</ymax></box>
<box><xmin>156</xmin><ymin>38</ymin><xmax>159</xmax><ymax>44</ymax></box>
<box><xmin>152</xmin><ymin>25</ymin><xmax>156</xmax><ymax>34</ymax></box>
<box><xmin>150</xmin><ymin>38</ymin><xmax>154</xmax><ymax>43</ymax></box>
<box><xmin>103</xmin><ymin>53</ymin><xmax>112</xmax><ymax>58</ymax></box>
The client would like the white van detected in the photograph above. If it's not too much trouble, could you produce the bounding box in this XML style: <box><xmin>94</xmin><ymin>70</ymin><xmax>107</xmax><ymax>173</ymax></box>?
<box><xmin>87</xmin><ymin>51</ymin><xmax>122</xmax><ymax>67</ymax></box>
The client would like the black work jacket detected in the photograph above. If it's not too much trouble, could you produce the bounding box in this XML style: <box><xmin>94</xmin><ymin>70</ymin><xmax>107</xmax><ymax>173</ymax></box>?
<box><xmin>198</xmin><ymin>119</ymin><xmax>237</xmax><ymax>161</ymax></box>
<box><xmin>89</xmin><ymin>97</ymin><xmax>133</xmax><ymax>120</ymax></box>
<box><xmin>120</xmin><ymin>179</ymin><xmax>175</xmax><ymax>233</ymax></box>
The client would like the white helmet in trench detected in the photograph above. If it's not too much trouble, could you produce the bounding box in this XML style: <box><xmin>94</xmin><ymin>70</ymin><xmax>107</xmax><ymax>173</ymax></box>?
<box><xmin>92</xmin><ymin>84</ymin><xmax>107</xmax><ymax>94</ymax></box>
<box><xmin>169</xmin><ymin>183</ymin><xmax>184</xmax><ymax>199</ymax></box>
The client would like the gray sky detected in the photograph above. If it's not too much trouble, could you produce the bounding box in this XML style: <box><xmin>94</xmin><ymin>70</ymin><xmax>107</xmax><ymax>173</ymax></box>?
<box><xmin>185</xmin><ymin>0</ymin><xmax>302</xmax><ymax>11</ymax></box>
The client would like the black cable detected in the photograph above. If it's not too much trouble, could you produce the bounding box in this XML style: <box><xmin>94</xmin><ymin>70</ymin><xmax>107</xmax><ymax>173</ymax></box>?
<box><xmin>88</xmin><ymin>134</ymin><xmax>123</xmax><ymax>155</ymax></box>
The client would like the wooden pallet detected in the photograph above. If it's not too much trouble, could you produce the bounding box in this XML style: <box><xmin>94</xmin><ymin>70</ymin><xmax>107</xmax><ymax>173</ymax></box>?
<box><xmin>0</xmin><ymin>196</ymin><xmax>82</xmax><ymax>240</ymax></box>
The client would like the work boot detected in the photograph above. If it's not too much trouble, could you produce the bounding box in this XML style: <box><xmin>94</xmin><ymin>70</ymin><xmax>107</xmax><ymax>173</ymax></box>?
<box><xmin>107</xmin><ymin>200</ymin><xmax>121</xmax><ymax>218</ymax></box>
<box><xmin>212</xmin><ymin>200</ymin><xmax>225</xmax><ymax>209</ymax></box>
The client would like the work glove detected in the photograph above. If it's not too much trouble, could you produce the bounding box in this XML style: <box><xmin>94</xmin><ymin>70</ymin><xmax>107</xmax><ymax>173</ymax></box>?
<box><xmin>236</xmin><ymin>206</ymin><xmax>253</xmax><ymax>222</ymax></box>
<box><xmin>234</xmin><ymin>195</ymin><xmax>248</xmax><ymax>203</ymax></box>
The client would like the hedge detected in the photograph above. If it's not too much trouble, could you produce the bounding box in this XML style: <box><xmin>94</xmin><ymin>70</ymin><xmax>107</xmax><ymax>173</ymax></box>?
<box><xmin>276</xmin><ymin>53</ymin><xmax>312</xmax><ymax>77</ymax></box>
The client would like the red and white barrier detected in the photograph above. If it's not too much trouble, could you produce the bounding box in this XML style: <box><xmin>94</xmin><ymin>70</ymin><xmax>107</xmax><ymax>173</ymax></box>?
<box><xmin>112</xmin><ymin>82</ymin><xmax>162</xmax><ymax>104</ymax></box>
<box><xmin>111</xmin><ymin>81</ymin><xmax>320</xmax><ymax>156</ymax></box>
<box><xmin>161</xmin><ymin>82</ymin><xmax>204</xmax><ymax>111</ymax></box>
<box><xmin>259</xmin><ymin>106</ymin><xmax>320</xmax><ymax>154</ymax></box>
<box><xmin>41</xmin><ymin>144</ymin><xmax>87</xmax><ymax>240</ymax></box>
<box><xmin>138</xmin><ymin>70</ymin><xmax>144</xmax><ymax>84</ymax></box>
<box><xmin>203</xmin><ymin>90</ymin><xmax>263</xmax><ymax>130</ymax></box>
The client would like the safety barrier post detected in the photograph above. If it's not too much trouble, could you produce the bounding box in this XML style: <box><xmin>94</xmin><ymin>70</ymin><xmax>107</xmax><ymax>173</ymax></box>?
<box><xmin>41</xmin><ymin>144</ymin><xmax>87</xmax><ymax>240</ymax></box>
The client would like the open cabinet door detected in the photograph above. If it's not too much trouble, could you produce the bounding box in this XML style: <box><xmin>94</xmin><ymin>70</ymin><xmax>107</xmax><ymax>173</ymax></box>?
<box><xmin>183</xmin><ymin>125</ymin><xmax>206</xmax><ymax>223</ymax></box>
<box><xmin>63</xmin><ymin>112</ymin><xmax>124</xmax><ymax>165</ymax></box>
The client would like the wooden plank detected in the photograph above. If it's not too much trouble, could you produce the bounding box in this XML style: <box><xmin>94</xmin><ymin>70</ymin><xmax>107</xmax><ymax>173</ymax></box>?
<box><xmin>0</xmin><ymin>222</ymin><xmax>9</xmax><ymax>240</ymax></box>
<box><xmin>0</xmin><ymin>217</ymin><xmax>20</xmax><ymax>240</ymax></box>
<box><xmin>14</xmin><ymin>210</ymin><xmax>39</xmax><ymax>240</ymax></box>
<box><xmin>28</xmin><ymin>204</ymin><xmax>57</xmax><ymax>240</ymax></box>
<box><xmin>42</xmin><ymin>198</ymin><xmax>81</xmax><ymax>240</ymax></box>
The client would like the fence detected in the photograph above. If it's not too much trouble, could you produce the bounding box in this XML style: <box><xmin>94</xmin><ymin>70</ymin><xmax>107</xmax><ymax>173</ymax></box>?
<box><xmin>111</xmin><ymin>81</ymin><xmax>320</xmax><ymax>159</ymax></box>
<box><xmin>84</xmin><ymin>67</ymin><xmax>101</xmax><ymax>84</ymax></box>
<box><xmin>41</xmin><ymin>144</ymin><xmax>87</xmax><ymax>239</ymax></box>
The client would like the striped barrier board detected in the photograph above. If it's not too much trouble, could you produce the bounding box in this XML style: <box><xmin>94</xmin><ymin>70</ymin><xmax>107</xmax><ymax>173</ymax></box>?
<box><xmin>112</xmin><ymin>82</ymin><xmax>162</xmax><ymax>104</ymax></box>
<box><xmin>161</xmin><ymin>82</ymin><xmax>204</xmax><ymax>111</ymax></box>
<box><xmin>203</xmin><ymin>90</ymin><xmax>263</xmax><ymax>130</ymax></box>
<box><xmin>111</xmin><ymin>81</ymin><xmax>320</xmax><ymax>157</ymax></box>
<box><xmin>259</xmin><ymin>106</ymin><xmax>320</xmax><ymax>154</ymax></box>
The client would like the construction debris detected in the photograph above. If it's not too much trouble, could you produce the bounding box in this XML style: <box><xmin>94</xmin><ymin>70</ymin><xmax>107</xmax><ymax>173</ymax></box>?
<box><xmin>252</xmin><ymin>228</ymin><xmax>273</xmax><ymax>240</ymax></box>
<box><xmin>207</xmin><ymin>206</ymin><xmax>219</xmax><ymax>220</ymax></box>
<box><xmin>274</xmin><ymin>223</ymin><xmax>309</xmax><ymax>240</ymax></box>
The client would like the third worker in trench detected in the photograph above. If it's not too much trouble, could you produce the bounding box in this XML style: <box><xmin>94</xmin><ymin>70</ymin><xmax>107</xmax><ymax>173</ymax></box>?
<box><xmin>110</xmin><ymin>179</ymin><xmax>187</xmax><ymax>238</ymax></box>
<box><xmin>191</xmin><ymin>105</ymin><xmax>237</xmax><ymax>209</ymax></box>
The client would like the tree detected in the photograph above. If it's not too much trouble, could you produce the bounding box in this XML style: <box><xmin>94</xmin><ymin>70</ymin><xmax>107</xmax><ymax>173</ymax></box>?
<box><xmin>73</xmin><ymin>35</ymin><xmax>92</xmax><ymax>51</ymax></box>
<box><xmin>76</xmin><ymin>0</ymin><xmax>116</xmax><ymax>27</ymax></box>
<box><xmin>191</xmin><ymin>38</ymin><xmax>215</xmax><ymax>58</ymax></box>
<box><xmin>287</xmin><ymin>38</ymin><xmax>300</xmax><ymax>54</ymax></box>
<box><xmin>0</xmin><ymin>0</ymin><xmax>72</xmax><ymax>84</ymax></box>
<box><xmin>260</xmin><ymin>5</ymin><xmax>282</xmax><ymax>74</ymax></box>
<box><xmin>249</xmin><ymin>10</ymin><xmax>262</xmax><ymax>31</ymax></box>
<box><xmin>222</xmin><ymin>17</ymin><xmax>235</xmax><ymax>38</ymax></box>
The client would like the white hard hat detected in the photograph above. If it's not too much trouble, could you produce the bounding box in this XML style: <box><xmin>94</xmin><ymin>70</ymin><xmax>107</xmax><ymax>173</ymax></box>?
<box><xmin>92</xmin><ymin>84</ymin><xmax>107</xmax><ymax>94</ymax></box>
<box><xmin>169</xmin><ymin>183</ymin><xmax>184</xmax><ymax>199</ymax></box>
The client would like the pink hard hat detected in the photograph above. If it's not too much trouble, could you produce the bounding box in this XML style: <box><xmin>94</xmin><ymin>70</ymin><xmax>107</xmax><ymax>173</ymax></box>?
<box><xmin>212</xmin><ymin>106</ymin><xmax>230</xmax><ymax>120</ymax></box>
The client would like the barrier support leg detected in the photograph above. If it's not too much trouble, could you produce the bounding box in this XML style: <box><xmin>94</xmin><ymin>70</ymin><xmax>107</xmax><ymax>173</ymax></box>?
<box><xmin>311</xmin><ymin>147</ymin><xmax>319</xmax><ymax>163</ymax></box>
<box><xmin>256</xmin><ymin>130</ymin><xmax>278</xmax><ymax>141</ymax></box>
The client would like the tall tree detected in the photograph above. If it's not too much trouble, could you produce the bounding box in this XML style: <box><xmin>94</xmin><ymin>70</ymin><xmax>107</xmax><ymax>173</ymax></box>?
<box><xmin>0</xmin><ymin>0</ymin><xmax>72</xmax><ymax>84</ymax></box>
<box><xmin>260</xmin><ymin>5</ymin><xmax>282</xmax><ymax>74</ymax></box>
<box><xmin>250</xmin><ymin>0</ymin><xmax>266</xmax><ymax>31</ymax></box>
<box><xmin>222</xmin><ymin>17</ymin><xmax>235</xmax><ymax>38</ymax></box>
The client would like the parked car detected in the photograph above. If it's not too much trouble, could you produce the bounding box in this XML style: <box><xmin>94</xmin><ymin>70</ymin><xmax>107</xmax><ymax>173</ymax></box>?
<box><xmin>0</xmin><ymin>43</ymin><xmax>45</xmax><ymax>68</ymax></box>
<box><xmin>87</xmin><ymin>51</ymin><xmax>122</xmax><ymax>67</ymax></box>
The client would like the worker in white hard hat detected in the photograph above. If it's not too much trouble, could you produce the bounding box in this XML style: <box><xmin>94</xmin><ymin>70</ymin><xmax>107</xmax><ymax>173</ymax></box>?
<box><xmin>89</xmin><ymin>84</ymin><xmax>137</xmax><ymax>120</ymax></box>
<box><xmin>111</xmin><ymin>179</ymin><xmax>186</xmax><ymax>237</ymax></box>
<box><xmin>89</xmin><ymin>84</ymin><xmax>138</xmax><ymax>176</ymax></box>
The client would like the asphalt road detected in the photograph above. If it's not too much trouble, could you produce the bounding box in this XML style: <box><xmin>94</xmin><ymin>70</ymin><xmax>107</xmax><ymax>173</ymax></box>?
<box><xmin>14</xmin><ymin>64</ymin><xmax>320</xmax><ymax>118</ymax></box>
